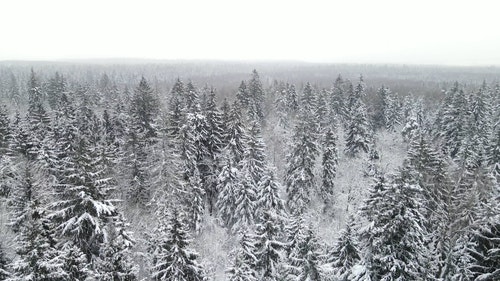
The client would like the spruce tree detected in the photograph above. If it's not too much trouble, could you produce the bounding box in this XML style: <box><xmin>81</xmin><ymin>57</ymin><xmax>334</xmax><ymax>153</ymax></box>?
<box><xmin>226</xmin><ymin>232</ymin><xmax>258</xmax><ymax>281</ymax></box>
<box><xmin>247</xmin><ymin>69</ymin><xmax>265</xmax><ymax>123</ymax></box>
<box><xmin>327</xmin><ymin>218</ymin><xmax>360</xmax><ymax>281</ymax></box>
<box><xmin>321</xmin><ymin>128</ymin><xmax>338</xmax><ymax>204</ymax></box>
<box><xmin>216</xmin><ymin>156</ymin><xmax>240</xmax><ymax>229</ymax></box>
<box><xmin>151</xmin><ymin>209</ymin><xmax>206</xmax><ymax>281</ymax></box>
<box><xmin>287</xmin><ymin>225</ymin><xmax>324</xmax><ymax>281</ymax></box>
<box><xmin>354</xmin><ymin>167</ymin><xmax>429</xmax><ymax>280</ymax></box>
<box><xmin>0</xmin><ymin>243</ymin><xmax>9</xmax><ymax>280</ymax></box>
<box><xmin>253</xmin><ymin>211</ymin><xmax>286</xmax><ymax>280</ymax></box>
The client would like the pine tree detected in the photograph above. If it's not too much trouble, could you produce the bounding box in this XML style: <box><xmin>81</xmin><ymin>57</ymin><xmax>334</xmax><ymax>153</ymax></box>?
<box><xmin>330</xmin><ymin>75</ymin><xmax>345</xmax><ymax>120</ymax></box>
<box><xmin>203</xmin><ymin>88</ymin><xmax>225</xmax><ymax>214</ymax></box>
<box><xmin>321</xmin><ymin>128</ymin><xmax>338</xmax><ymax>204</ymax></box>
<box><xmin>9</xmin><ymin>191</ymin><xmax>66</xmax><ymax>281</ymax></box>
<box><xmin>0</xmin><ymin>243</ymin><xmax>9</xmax><ymax>280</ymax></box>
<box><xmin>225</xmin><ymin>101</ymin><xmax>247</xmax><ymax>164</ymax></box>
<box><xmin>50</xmin><ymin>132</ymin><xmax>118</xmax><ymax>262</ymax></box>
<box><xmin>216</xmin><ymin>156</ymin><xmax>239</xmax><ymax>229</ymax></box>
<box><xmin>256</xmin><ymin>169</ymin><xmax>286</xmax><ymax>220</ymax></box>
<box><xmin>236</xmin><ymin>81</ymin><xmax>249</xmax><ymax>109</ymax></box>
<box><xmin>227</xmin><ymin>232</ymin><xmax>259</xmax><ymax>281</ymax></box>
<box><xmin>287</xmin><ymin>225</ymin><xmax>324</xmax><ymax>281</ymax></box>
<box><xmin>130</xmin><ymin>76</ymin><xmax>159</xmax><ymax>141</ymax></box>
<box><xmin>344</xmin><ymin>98</ymin><xmax>370</xmax><ymax>157</ymax></box>
<box><xmin>253</xmin><ymin>211</ymin><xmax>286</xmax><ymax>280</ymax></box>
<box><xmin>355</xmin><ymin>167</ymin><xmax>429</xmax><ymax>280</ymax></box>
<box><xmin>247</xmin><ymin>70</ymin><xmax>265</xmax><ymax>123</ymax></box>
<box><xmin>168</xmin><ymin>78</ymin><xmax>186</xmax><ymax>138</ymax></box>
<box><xmin>285</xmin><ymin>117</ymin><xmax>317</xmax><ymax>214</ymax></box>
<box><xmin>327</xmin><ymin>218</ymin><xmax>360</xmax><ymax>281</ymax></box>
<box><xmin>92</xmin><ymin>215</ymin><xmax>138</xmax><ymax>281</ymax></box>
<box><xmin>59</xmin><ymin>244</ymin><xmax>89</xmax><ymax>281</ymax></box>
<box><xmin>151</xmin><ymin>209</ymin><xmax>206</xmax><ymax>281</ymax></box>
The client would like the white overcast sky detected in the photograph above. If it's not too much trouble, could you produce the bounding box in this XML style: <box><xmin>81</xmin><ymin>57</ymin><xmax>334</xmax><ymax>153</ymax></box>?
<box><xmin>1</xmin><ymin>0</ymin><xmax>499</xmax><ymax>65</ymax></box>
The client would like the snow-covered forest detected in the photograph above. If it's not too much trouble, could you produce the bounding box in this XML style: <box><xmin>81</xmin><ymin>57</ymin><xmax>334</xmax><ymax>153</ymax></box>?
<box><xmin>0</xmin><ymin>62</ymin><xmax>498</xmax><ymax>281</ymax></box>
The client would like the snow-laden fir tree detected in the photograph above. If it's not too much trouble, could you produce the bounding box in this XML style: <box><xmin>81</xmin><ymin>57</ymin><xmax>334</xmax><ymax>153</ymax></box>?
<box><xmin>50</xmin><ymin>130</ymin><xmax>118</xmax><ymax>262</ymax></box>
<box><xmin>168</xmin><ymin>78</ymin><xmax>186</xmax><ymax>138</ymax></box>
<box><xmin>285</xmin><ymin>110</ymin><xmax>318</xmax><ymax>214</ymax></box>
<box><xmin>91</xmin><ymin>214</ymin><xmax>138</xmax><ymax>281</ymax></box>
<box><xmin>321</xmin><ymin>128</ymin><xmax>338</xmax><ymax>205</ymax></box>
<box><xmin>286</xmin><ymin>224</ymin><xmax>325</xmax><ymax>281</ymax></box>
<box><xmin>256</xmin><ymin>169</ymin><xmax>286</xmax><ymax>221</ymax></box>
<box><xmin>0</xmin><ymin>243</ymin><xmax>9</xmax><ymax>280</ymax></box>
<box><xmin>327</xmin><ymin>217</ymin><xmax>360</xmax><ymax>281</ymax></box>
<box><xmin>435</xmin><ymin>82</ymin><xmax>469</xmax><ymax>158</ymax></box>
<box><xmin>344</xmin><ymin>95</ymin><xmax>370</xmax><ymax>157</ymax></box>
<box><xmin>330</xmin><ymin>74</ymin><xmax>345</xmax><ymax>121</ymax></box>
<box><xmin>8</xmin><ymin>162</ymin><xmax>67</xmax><ymax>281</ymax></box>
<box><xmin>241</xmin><ymin>121</ymin><xmax>267</xmax><ymax>189</ymax></box>
<box><xmin>226</xmin><ymin>231</ymin><xmax>259</xmax><ymax>281</ymax></box>
<box><xmin>151</xmin><ymin>209</ymin><xmax>206</xmax><ymax>281</ymax></box>
<box><xmin>216</xmin><ymin>156</ymin><xmax>240</xmax><ymax>229</ymax></box>
<box><xmin>253</xmin><ymin>210</ymin><xmax>286</xmax><ymax>280</ymax></box>
<box><xmin>226</xmin><ymin>101</ymin><xmax>247</xmax><ymax>164</ymax></box>
<box><xmin>130</xmin><ymin>76</ymin><xmax>159</xmax><ymax>141</ymax></box>
<box><xmin>232</xmin><ymin>171</ymin><xmax>257</xmax><ymax>233</ymax></box>
<box><xmin>246</xmin><ymin>70</ymin><xmax>265</xmax><ymax>123</ymax></box>
<box><xmin>353</xmin><ymin>167</ymin><xmax>429</xmax><ymax>280</ymax></box>
<box><xmin>202</xmin><ymin>88</ymin><xmax>225</xmax><ymax>214</ymax></box>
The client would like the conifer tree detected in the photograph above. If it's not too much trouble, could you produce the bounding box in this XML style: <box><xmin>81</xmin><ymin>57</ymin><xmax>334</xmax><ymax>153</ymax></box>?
<box><xmin>354</xmin><ymin>167</ymin><xmax>429</xmax><ymax>280</ymax></box>
<box><xmin>321</xmin><ymin>128</ymin><xmax>338</xmax><ymax>204</ymax></box>
<box><xmin>247</xmin><ymin>70</ymin><xmax>265</xmax><ymax>123</ymax></box>
<box><xmin>50</xmin><ymin>132</ymin><xmax>118</xmax><ymax>261</ymax></box>
<box><xmin>151</xmin><ymin>210</ymin><xmax>206</xmax><ymax>281</ymax></box>
<box><xmin>253</xmin><ymin>211</ymin><xmax>286</xmax><ymax>280</ymax></box>
<box><xmin>130</xmin><ymin>76</ymin><xmax>159</xmax><ymax>141</ymax></box>
<box><xmin>287</xmin><ymin>225</ymin><xmax>324</xmax><ymax>281</ymax></box>
<box><xmin>203</xmin><ymin>88</ymin><xmax>225</xmax><ymax>214</ymax></box>
<box><xmin>330</xmin><ymin>75</ymin><xmax>345</xmax><ymax>120</ymax></box>
<box><xmin>327</xmin><ymin>218</ymin><xmax>360</xmax><ymax>281</ymax></box>
<box><xmin>168</xmin><ymin>78</ymin><xmax>186</xmax><ymax>138</ymax></box>
<box><xmin>216</xmin><ymin>156</ymin><xmax>240</xmax><ymax>229</ymax></box>
<box><xmin>0</xmin><ymin>243</ymin><xmax>9</xmax><ymax>280</ymax></box>
<box><xmin>256</xmin><ymin>169</ymin><xmax>286</xmax><ymax>220</ymax></box>
<box><xmin>344</xmin><ymin>98</ymin><xmax>370</xmax><ymax>157</ymax></box>
<box><xmin>285</xmin><ymin>117</ymin><xmax>317</xmax><ymax>214</ymax></box>
<box><xmin>225</xmin><ymin>101</ymin><xmax>247</xmax><ymax>164</ymax></box>
<box><xmin>92</xmin><ymin>215</ymin><xmax>138</xmax><ymax>281</ymax></box>
<box><xmin>227</xmin><ymin>232</ymin><xmax>258</xmax><ymax>281</ymax></box>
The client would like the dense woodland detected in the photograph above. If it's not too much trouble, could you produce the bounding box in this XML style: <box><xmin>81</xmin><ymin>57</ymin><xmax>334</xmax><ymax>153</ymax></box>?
<box><xmin>0</xmin><ymin>62</ymin><xmax>498</xmax><ymax>281</ymax></box>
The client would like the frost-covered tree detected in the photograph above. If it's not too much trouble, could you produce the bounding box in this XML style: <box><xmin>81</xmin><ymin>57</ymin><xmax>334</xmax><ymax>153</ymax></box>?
<box><xmin>256</xmin><ymin>169</ymin><xmax>286</xmax><ymax>220</ymax></box>
<box><xmin>253</xmin><ymin>211</ymin><xmax>286</xmax><ymax>280</ymax></box>
<box><xmin>9</xmin><ymin>198</ymin><xmax>66</xmax><ymax>281</ymax></box>
<box><xmin>247</xmin><ymin>69</ymin><xmax>265</xmax><ymax>123</ymax></box>
<box><xmin>50</xmin><ymin>133</ymin><xmax>118</xmax><ymax>261</ymax></box>
<box><xmin>226</xmin><ymin>101</ymin><xmax>247</xmax><ymax>164</ymax></box>
<box><xmin>285</xmin><ymin>109</ymin><xmax>318</xmax><ymax>214</ymax></box>
<box><xmin>167</xmin><ymin>78</ymin><xmax>186</xmax><ymax>138</ymax></box>
<box><xmin>286</xmin><ymin>223</ymin><xmax>324</xmax><ymax>281</ymax></box>
<box><xmin>344</xmin><ymin>97</ymin><xmax>370</xmax><ymax>157</ymax></box>
<box><xmin>203</xmin><ymin>88</ymin><xmax>225</xmax><ymax>214</ymax></box>
<box><xmin>354</xmin><ymin>168</ymin><xmax>429</xmax><ymax>280</ymax></box>
<box><xmin>327</xmin><ymin>218</ymin><xmax>360</xmax><ymax>281</ymax></box>
<box><xmin>91</xmin><ymin>215</ymin><xmax>137</xmax><ymax>281</ymax></box>
<box><xmin>216</xmin><ymin>156</ymin><xmax>240</xmax><ymax>229</ymax></box>
<box><xmin>321</xmin><ymin>128</ymin><xmax>338</xmax><ymax>204</ymax></box>
<box><xmin>151</xmin><ymin>209</ymin><xmax>206</xmax><ymax>281</ymax></box>
<box><xmin>226</xmin><ymin>232</ymin><xmax>258</xmax><ymax>281</ymax></box>
<box><xmin>0</xmin><ymin>243</ymin><xmax>9</xmax><ymax>280</ymax></box>
<box><xmin>130</xmin><ymin>76</ymin><xmax>159</xmax><ymax>141</ymax></box>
